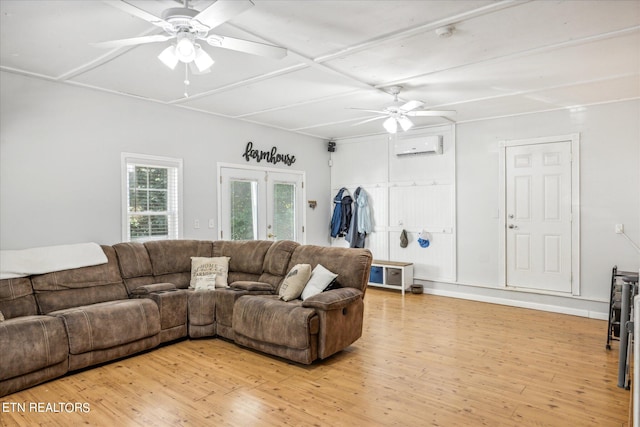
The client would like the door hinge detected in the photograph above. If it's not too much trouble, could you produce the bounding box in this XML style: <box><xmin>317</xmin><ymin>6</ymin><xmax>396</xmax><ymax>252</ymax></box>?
<box><xmin>302</xmin><ymin>181</ymin><xmax>304</xmax><ymax>189</ymax></box>
<box><xmin>220</xmin><ymin>230</ymin><xmax>223</xmax><ymax>239</ymax></box>
<box><xmin>302</xmin><ymin>226</ymin><xmax>305</xmax><ymax>233</ymax></box>
<box><xmin>220</xmin><ymin>175</ymin><xmax>222</xmax><ymax>184</ymax></box>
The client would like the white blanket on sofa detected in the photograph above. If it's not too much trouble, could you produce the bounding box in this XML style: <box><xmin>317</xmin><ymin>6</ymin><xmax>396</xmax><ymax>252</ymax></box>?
<box><xmin>0</xmin><ymin>243</ymin><xmax>108</xmax><ymax>280</ymax></box>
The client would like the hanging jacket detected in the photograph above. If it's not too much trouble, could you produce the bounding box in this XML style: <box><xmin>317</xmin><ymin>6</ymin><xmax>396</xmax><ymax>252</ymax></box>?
<box><xmin>330</xmin><ymin>188</ymin><xmax>347</xmax><ymax>238</ymax></box>
<box><xmin>356</xmin><ymin>189</ymin><xmax>372</xmax><ymax>234</ymax></box>
<box><xmin>339</xmin><ymin>194</ymin><xmax>353</xmax><ymax>237</ymax></box>
<box><xmin>346</xmin><ymin>187</ymin><xmax>369</xmax><ymax>248</ymax></box>
<box><xmin>345</xmin><ymin>187</ymin><xmax>361</xmax><ymax>247</ymax></box>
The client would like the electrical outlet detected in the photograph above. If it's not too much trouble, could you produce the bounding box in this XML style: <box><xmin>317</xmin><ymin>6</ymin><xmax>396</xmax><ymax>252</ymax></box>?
<box><xmin>194</xmin><ymin>219</ymin><xmax>200</xmax><ymax>229</ymax></box>
<box><xmin>208</xmin><ymin>219</ymin><xmax>215</xmax><ymax>229</ymax></box>
<box><xmin>615</xmin><ymin>224</ymin><xmax>624</xmax><ymax>234</ymax></box>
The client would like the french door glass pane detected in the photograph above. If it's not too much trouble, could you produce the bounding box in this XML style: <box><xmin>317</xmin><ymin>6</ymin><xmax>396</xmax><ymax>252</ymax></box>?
<box><xmin>273</xmin><ymin>182</ymin><xmax>296</xmax><ymax>241</ymax></box>
<box><xmin>230</xmin><ymin>180</ymin><xmax>258</xmax><ymax>240</ymax></box>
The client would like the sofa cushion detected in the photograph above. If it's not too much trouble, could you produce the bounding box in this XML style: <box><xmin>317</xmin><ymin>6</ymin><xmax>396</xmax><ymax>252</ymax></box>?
<box><xmin>31</xmin><ymin>246</ymin><xmax>128</xmax><ymax>314</ymax></box>
<box><xmin>51</xmin><ymin>299</ymin><xmax>160</xmax><ymax>354</ymax></box>
<box><xmin>112</xmin><ymin>242</ymin><xmax>155</xmax><ymax>294</ymax></box>
<box><xmin>279</xmin><ymin>264</ymin><xmax>311</xmax><ymax>302</ymax></box>
<box><xmin>213</xmin><ymin>240</ymin><xmax>273</xmax><ymax>275</ymax></box>
<box><xmin>288</xmin><ymin>245</ymin><xmax>372</xmax><ymax>292</ymax></box>
<box><xmin>0</xmin><ymin>277</ymin><xmax>39</xmax><ymax>318</ymax></box>
<box><xmin>144</xmin><ymin>240</ymin><xmax>213</xmax><ymax>278</ymax></box>
<box><xmin>233</xmin><ymin>295</ymin><xmax>318</xmax><ymax>350</ymax></box>
<box><xmin>0</xmin><ymin>315</ymin><xmax>68</xmax><ymax>381</ymax></box>
<box><xmin>259</xmin><ymin>240</ymin><xmax>299</xmax><ymax>287</ymax></box>
<box><xmin>113</xmin><ymin>242</ymin><xmax>153</xmax><ymax>279</ymax></box>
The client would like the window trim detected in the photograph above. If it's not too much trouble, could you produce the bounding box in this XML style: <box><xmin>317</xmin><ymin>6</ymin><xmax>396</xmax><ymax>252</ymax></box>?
<box><xmin>121</xmin><ymin>153</ymin><xmax>184</xmax><ymax>242</ymax></box>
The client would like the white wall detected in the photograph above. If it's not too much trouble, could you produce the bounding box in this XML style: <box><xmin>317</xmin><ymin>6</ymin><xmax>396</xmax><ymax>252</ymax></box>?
<box><xmin>0</xmin><ymin>71</ymin><xmax>330</xmax><ymax>249</ymax></box>
<box><xmin>455</xmin><ymin>99</ymin><xmax>640</xmax><ymax>317</ymax></box>
<box><xmin>331</xmin><ymin>100</ymin><xmax>639</xmax><ymax>318</ymax></box>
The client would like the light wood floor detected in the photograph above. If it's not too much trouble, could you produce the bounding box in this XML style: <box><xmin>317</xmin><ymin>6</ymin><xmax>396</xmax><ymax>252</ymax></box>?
<box><xmin>1</xmin><ymin>289</ymin><xmax>630</xmax><ymax>426</ymax></box>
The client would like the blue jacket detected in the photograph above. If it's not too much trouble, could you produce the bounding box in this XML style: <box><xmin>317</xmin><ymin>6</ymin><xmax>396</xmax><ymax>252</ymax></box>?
<box><xmin>330</xmin><ymin>188</ymin><xmax>346</xmax><ymax>238</ymax></box>
<box><xmin>330</xmin><ymin>188</ymin><xmax>352</xmax><ymax>238</ymax></box>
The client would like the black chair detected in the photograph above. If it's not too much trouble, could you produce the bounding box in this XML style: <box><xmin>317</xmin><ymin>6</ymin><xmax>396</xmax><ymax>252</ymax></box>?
<box><xmin>607</xmin><ymin>266</ymin><xmax>639</xmax><ymax>350</ymax></box>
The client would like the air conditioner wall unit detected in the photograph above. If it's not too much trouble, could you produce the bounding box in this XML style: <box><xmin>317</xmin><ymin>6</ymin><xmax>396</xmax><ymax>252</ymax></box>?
<box><xmin>394</xmin><ymin>135</ymin><xmax>443</xmax><ymax>156</ymax></box>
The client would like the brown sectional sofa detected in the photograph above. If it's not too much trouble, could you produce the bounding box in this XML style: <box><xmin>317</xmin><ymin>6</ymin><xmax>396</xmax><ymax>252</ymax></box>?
<box><xmin>0</xmin><ymin>239</ymin><xmax>372</xmax><ymax>397</ymax></box>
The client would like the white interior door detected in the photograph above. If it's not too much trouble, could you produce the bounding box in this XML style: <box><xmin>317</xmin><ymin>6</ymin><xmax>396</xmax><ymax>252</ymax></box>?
<box><xmin>505</xmin><ymin>141</ymin><xmax>573</xmax><ymax>293</ymax></box>
<box><xmin>219</xmin><ymin>166</ymin><xmax>304</xmax><ymax>243</ymax></box>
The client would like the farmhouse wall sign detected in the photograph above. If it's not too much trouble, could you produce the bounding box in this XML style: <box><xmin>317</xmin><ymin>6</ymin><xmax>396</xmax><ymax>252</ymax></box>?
<box><xmin>242</xmin><ymin>141</ymin><xmax>296</xmax><ymax>167</ymax></box>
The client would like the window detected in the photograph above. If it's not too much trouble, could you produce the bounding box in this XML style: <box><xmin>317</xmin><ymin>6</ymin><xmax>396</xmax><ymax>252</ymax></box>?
<box><xmin>122</xmin><ymin>153</ymin><xmax>183</xmax><ymax>242</ymax></box>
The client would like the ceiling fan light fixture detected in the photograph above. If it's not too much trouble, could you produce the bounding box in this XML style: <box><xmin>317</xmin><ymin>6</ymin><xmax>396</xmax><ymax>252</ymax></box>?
<box><xmin>398</xmin><ymin>116</ymin><xmax>414</xmax><ymax>132</ymax></box>
<box><xmin>158</xmin><ymin>45</ymin><xmax>179</xmax><ymax>70</ymax></box>
<box><xmin>383</xmin><ymin>117</ymin><xmax>398</xmax><ymax>134</ymax></box>
<box><xmin>194</xmin><ymin>46</ymin><xmax>214</xmax><ymax>72</ymax></box>
<box><xmin>175</xmin><ymin>33</ymin><xmax>196</xmax><ymax>63</ymax></box>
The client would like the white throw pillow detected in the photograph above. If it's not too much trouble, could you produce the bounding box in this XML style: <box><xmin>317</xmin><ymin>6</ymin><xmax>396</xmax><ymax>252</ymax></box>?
<box><xmin>194</xmin><ymin>274</ymin><xmax>217</xmax><ymax>291</ymax></box>
<box><xmin>190</xmin><ymin>257</ymin><xmax>230</xmax><ymax>288</ymax></box>
<box><xmin>279</xmin><ymin>264</ymin><xmax>312</xmax><ymax>301</ymax></box>
<box><xmin>301</xmin><ymin>264</ymin><xmax>338</xmax><ymax>301</ymax></box>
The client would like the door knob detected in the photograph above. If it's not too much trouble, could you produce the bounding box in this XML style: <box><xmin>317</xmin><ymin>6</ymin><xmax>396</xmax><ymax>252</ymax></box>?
<box><xmin>268</xmin><ymin>233</ymin><xmax>275</xmax><ymax>238</ymax></box>
<box><xmin>508</xmin><ymin>224</ymin><xmax>518</xmax><ymax>229</ymax></box>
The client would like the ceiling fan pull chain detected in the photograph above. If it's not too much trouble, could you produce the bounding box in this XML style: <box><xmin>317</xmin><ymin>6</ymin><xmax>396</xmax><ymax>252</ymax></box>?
<box><xmin>184</xmin><ymin>63</ymin><xmax>190</xmax><ymax>98</ymax></box>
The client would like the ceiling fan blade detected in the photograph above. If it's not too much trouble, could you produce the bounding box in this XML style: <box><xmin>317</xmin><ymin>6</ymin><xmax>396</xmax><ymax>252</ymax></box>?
<box><xmin>102</xmin><ymin>1</ymin><xmax>170</xmax><ymax>29</ymax></box>
<box><xmin>92</xmin><ymin>34</ymin><xmax>174</xmax><ymax>49</ymax></box>
<box><xmin>347</xmin><ymin>108</ymin><xmax>388</xmax><ymax>114</ymax></box>
<box><xmin>407</xmin><ymin>110</ymin><xmax>456</xmax><ymax>117</ymax></box>
<box><xmin>399</xmin><ymin>100</ymin><xmax>424</xmax><ymax>112</ymax></box>
<box><xmin>352</xmin><ymin>116</ymin><xmax>388</xmax><ymax>126</ymax></box>
<box><xmin>207</xmin><ymin>34</ymin><xmax>287</xmax><ymax>59</ymax></box>
<box><xmin>192</xmin><ymin>0</ymin><xmax>254</xmax><ymax>31</ymax></box>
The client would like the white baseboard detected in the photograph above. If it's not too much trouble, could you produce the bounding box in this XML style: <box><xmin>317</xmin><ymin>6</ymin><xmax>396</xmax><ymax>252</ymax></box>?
<box><xmin>422</xmin><ymin>287</ymin><xmax>609</xmax><ymax>320</ymax></box>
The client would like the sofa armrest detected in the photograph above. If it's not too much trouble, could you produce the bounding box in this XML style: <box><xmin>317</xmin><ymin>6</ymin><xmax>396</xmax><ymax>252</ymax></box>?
<box><xmin>231</xmin><ymin>281</ymin><xmax>275</xmax><ymax>293</ymax></box>
<box><xmin>302</xmin><ymin>288</ymin><xmax>362</xmax><ymax>311</ymax></box>
<box><xmin>130</xmin><ymin>283</ymin><xmax>176</xmax><ymax>296</ymax></box>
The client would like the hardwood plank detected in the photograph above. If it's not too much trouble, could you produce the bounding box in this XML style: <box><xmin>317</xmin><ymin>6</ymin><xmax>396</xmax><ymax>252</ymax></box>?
<box><xmin>0</xmin><ymin>289</ymin><xmax>630</xmax><ymax>426</ymax></box>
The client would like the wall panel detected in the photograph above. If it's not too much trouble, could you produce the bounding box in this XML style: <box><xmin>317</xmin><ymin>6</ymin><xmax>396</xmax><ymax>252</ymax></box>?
<box><xmin>331</xmin><ymin>125</ymin><xmax>456</xmax><ymax>282</ymax></box>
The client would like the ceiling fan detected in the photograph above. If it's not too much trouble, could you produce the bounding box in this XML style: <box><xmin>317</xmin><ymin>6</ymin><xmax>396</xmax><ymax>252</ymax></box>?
<box><xmin>95</xmin><ymin>0</ymin><xmax>287</xmax><ymax>75</ymax></box>
<box><xmin>351</xmin><ymin>86</ymin><xmax>455</xmax><ymax>133</ymax></box>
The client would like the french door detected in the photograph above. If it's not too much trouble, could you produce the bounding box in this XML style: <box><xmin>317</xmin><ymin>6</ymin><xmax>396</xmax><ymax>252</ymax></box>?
<box><xmin>218</xmin><ymin>165</ymin><xmax>305</xmax><ymax>243</ymax></box>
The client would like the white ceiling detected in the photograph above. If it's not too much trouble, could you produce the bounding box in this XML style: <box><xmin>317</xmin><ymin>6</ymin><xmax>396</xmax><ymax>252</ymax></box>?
<box><xmin>1</xmin><ymin>0</ymin><xmax>639</xmax><ymax>140</ymax></box>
